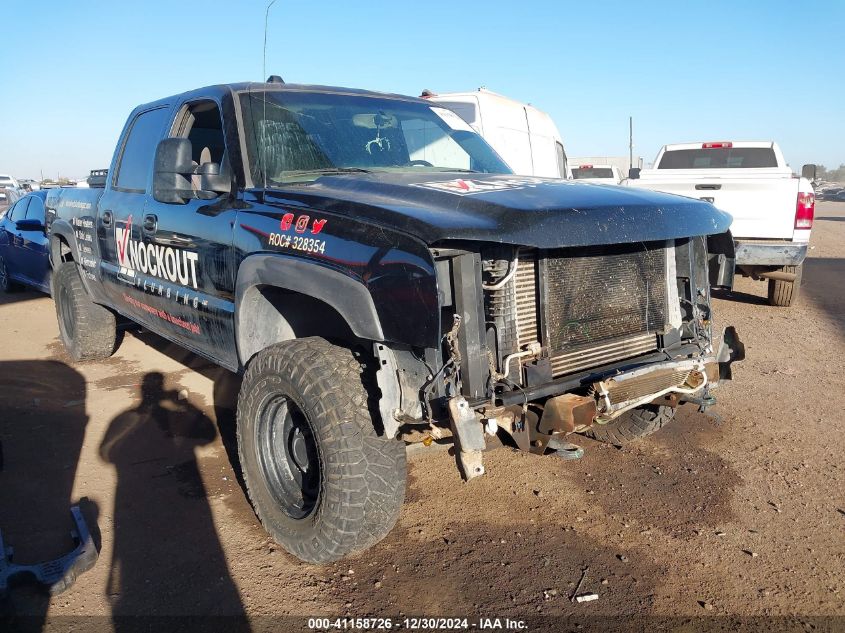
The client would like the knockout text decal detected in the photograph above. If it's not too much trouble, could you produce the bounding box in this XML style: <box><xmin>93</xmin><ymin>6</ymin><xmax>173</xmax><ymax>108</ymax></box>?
<box><xmin>116</xmin><ymin>218</ymin><xmax>200</xmax><ymax>289</ymax></box>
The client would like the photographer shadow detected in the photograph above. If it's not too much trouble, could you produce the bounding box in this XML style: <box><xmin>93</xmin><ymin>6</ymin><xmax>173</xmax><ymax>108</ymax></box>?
<box><xmin>100</xmin><ymin>372</ymin><xmax>249</xmax><ymax>627</ymax></box>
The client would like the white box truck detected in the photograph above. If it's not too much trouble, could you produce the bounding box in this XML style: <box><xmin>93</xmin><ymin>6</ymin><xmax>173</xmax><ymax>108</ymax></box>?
<box><xmin>422</xmin><ymin>88</ymin><xmax>568</xmax><ymax>179</ymax></box>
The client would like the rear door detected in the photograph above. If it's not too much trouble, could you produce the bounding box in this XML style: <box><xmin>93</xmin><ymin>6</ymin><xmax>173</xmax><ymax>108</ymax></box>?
<box><xmin>140</xmin><ymin>98</ymin><xmax>240</xmax><ymax>369</ymax></box>
<box><xmin>97</xmin><ymin>105</ymin><xmax>172</xmax><ymax>326</ymax></box>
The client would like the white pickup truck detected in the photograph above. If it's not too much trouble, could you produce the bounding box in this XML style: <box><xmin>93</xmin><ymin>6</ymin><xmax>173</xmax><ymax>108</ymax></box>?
<box><xmin>626</xmin><ymin>141</ymin><xmax>815</xmax><ymax>306</ymax></box>
<box><xmin>571</xmin><ymin>164</ymin><xmax>623</xmax><ymax>184</ymax></box>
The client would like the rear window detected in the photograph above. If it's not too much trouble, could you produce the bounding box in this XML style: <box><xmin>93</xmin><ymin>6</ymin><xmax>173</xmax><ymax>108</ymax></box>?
<box><xmin>114</xmin><ymin>107</ymin><xmax>169</xmax><ymax>192</ymax></box>
<box><xmin>572</xmin><ymin>167</ymin><xmax>614</xmax><ymax>179</ymax></box>
<box><xmin>658</xmin><ymin>148</ymin><xmax>778</xmax><ymax>169</ymax></box>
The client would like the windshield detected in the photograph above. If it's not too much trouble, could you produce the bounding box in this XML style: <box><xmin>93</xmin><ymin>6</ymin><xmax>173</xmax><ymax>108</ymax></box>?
<box><xmin>238</xmin><ymin>90</ymin><xmax>512</xmax><ymax>185</ymax></box>
<box><xmin>572</xmin><ymin>167</ymin><xmax>614</xmax><ymax>179</ymax></box>
<box><xmin>658</xmin><ymin>148</ymin><xmax>778</xmax><ymax>169</ymax></box>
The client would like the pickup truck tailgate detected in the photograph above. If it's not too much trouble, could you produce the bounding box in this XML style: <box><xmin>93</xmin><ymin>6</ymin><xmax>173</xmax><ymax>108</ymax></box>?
<box><xmin>630</xmin><ymin>172</ymin><xmax>798</xmax><ymax>239</ymax></box>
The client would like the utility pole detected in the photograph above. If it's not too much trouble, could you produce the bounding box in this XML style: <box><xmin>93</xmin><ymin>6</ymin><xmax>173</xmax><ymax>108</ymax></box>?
<box><xmin>629</xmin><ymin>116</ymin><xmax>633</xmax><ymax>171</ymax></box>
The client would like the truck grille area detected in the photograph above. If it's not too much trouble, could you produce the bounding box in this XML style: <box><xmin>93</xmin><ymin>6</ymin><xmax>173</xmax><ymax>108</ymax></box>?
<box><xmin>543</xmin><ymin>245</ymin><xmax>667</xmax><ymax>349</ymax></box>
<box><xmin>485</xmin><ymin>243</ymin><xmax>670</xmax><ymax>380</ymax></box>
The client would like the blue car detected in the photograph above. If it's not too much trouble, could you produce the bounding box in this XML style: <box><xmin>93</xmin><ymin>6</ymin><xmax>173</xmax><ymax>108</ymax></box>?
<box><xmin>0</xmin><ymin>190</ymin><xmax>51</xmax><ymax>294</ymax></box>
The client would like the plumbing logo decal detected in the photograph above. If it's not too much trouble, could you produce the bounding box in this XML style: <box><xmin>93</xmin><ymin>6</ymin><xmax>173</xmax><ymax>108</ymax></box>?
<box><xmin>115</xmin><ymin>217</ymin><xmax>200</xmax><ymax>289</ymax></box>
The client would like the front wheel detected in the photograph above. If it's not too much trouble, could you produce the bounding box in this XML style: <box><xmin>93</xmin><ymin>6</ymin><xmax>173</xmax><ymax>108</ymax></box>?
<box><xmin>237</xmin><ymin>338</ymin><xmax>407</xmax><ymax>563</ymax></box>
<box><xmin>767</xmin><ymin>264</ymin><xmax>802</xmax><ymax>307</ymax></box>
<box><xmin>582</xmin><ymin>405</ymin><xmax>676</xmax><ymax>447</ymax></box>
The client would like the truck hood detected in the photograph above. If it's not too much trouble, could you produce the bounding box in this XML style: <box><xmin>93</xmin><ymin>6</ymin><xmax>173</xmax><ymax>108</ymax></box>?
<box><xmin>264</xmin><ymin>173</ymin><xmax>732</xmax><ymax>248</ymax></box>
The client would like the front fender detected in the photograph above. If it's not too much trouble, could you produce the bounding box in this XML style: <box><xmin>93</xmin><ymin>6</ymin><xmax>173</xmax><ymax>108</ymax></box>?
<box><xmin>235</xmin><ymin>254</ymin><xmax>386</xmax><ymax>362</ymax></box>
<box><xmin>234</xmin><ymin>202</ymin><xmax>441</xmax><ymax>357</ymax></box>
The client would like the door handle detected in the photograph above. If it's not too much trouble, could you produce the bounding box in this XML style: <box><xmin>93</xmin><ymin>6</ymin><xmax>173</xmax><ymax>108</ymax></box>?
<box><xmin>101</xmin><ymin>210</ymin><xmax>113</xmax><ymax>226</ymax></box>
<box><xmin>143</xmin><ymin>214</ymin><xmax>158</xmax><ymax>234</ymax></box>
<box><xmin>695</xmin><ymin>184</ymin><xmax>722</xmax><ymax>190</ymax></box>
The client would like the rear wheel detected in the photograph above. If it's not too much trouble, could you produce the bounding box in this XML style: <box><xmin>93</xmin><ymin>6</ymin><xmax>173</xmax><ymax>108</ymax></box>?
<box><xmin>53</xmin><ymin>261</ymin><xmax>120</xmax><ymax>361</ymax></box>
<box><xmin>237</xmin><ymin>337</ymin><xmax>407</xmax><ymax>563</ymax></box>
<box><xmin>767</xmin><ymin>264</ymin><xmax>802</xmax><ymax>307</ymax></box>
<box><xmin>0</xmin><ymin>255</ymin><xmax>20</xmax><ymax>292</ymax></box>
<box><xmin>582</xmin><ymin>405</ymin><xmax>675</xmax><ymax>447</ymax></box>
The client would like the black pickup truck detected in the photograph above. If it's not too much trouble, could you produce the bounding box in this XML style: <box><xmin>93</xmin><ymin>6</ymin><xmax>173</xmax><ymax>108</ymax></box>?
<box><xmin>45</xmin><ymin>79</ymin><xmax>743</xmax><ymax>563</ymax></box>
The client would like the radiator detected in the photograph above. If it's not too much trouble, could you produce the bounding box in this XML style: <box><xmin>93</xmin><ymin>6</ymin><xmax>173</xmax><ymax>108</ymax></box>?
<box><xmin>491</xmin><ymin>243</ymin><xmax>670</xmax><ymax>379</ymax></box>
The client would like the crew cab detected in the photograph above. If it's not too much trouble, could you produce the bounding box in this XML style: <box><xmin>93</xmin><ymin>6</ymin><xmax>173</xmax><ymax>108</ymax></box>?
<box><xmin>627</xmin><ymin>141</ymin><xmax>816</xmax><ymax>306</ymax></box>
<box><xmin>45</xmin><ymin>80</ymin><xmax>742</xmax><ymax>563</ymax></box>
<box><xmin>570</xmin><ymin>164</ymin><xmax>623</xmax><ymax>184</ymax></box>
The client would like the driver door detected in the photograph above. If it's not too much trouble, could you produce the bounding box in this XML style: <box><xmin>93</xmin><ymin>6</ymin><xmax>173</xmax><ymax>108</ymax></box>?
<box><xmin>1</xmin><ymin>198</ymin><xmax>30</xmax><ymax>285</ymax></box>
<box><xmin>17</xmin><ymin>195</ymin><xmax>50</xmax><ymax>291</ymax></box>
<box><xmin>141</xmin><ymin>98</ymin><xmax>240</xmax><ymax>370</ymax></box>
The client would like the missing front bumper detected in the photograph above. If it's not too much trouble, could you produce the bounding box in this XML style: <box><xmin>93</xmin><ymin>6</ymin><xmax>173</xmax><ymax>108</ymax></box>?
<box><xmin>498</xmin><ymin>327</ymin><xmax>744</xmax><ymax>454</ymax></box>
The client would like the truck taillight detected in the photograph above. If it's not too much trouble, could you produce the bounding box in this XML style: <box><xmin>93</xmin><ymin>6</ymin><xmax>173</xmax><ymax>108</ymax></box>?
<box><xmin>702</xmin><ymin>142</ymin><xmax>733</xmax><ymax>149</ymax></box>
<box><xmin>795</xmin><ymin>192</ymin><xmax>814</xmax><ymax>229</ymax></box>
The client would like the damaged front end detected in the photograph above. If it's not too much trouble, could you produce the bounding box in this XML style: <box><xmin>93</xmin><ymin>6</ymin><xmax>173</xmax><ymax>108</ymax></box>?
<box><xmin>405</xmin><ymin>233</ymin><xmax>743</xmax><ymax>480</ymax></box>
<box><xmin>375</xmin><ymin>233</ymin><xmax>743</xmax><ymax>480</ymax></box>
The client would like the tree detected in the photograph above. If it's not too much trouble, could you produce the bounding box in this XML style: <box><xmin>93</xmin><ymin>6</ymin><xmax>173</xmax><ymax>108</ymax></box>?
<box><xmin>816</xmin><ymin>164</ymin><xmax>845</xmax><ymax>183</ymax></box>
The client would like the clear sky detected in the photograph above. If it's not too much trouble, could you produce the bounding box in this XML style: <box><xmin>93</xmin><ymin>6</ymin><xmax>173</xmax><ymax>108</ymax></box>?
<box><xmin>1</xmin><ymin>0</ymin><xmax>842</xmax><ymax>180</ymax></box>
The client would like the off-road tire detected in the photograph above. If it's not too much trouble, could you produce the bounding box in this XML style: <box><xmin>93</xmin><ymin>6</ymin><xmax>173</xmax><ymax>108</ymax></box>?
<box><xmin>0</xmin><ymin>254</ymin><xmax>20</xmax><ymax>292</ymax></box>
<box><xmin>767</xmin><ymin>264</ymin><xmax>802</xmax><ymax>307</ymax></box>
<box><xmin>237</xmin><ymin>337</ymin><xmax>407</xmax><ymax>563</ymax></box>
<box><xmin>582</xmin><ymin>405</ymin><xmax>676</xmax><ymax>447</ymax></box>
<box><xmin>53</xmin><ymin>261</ymin><xmax>119</xmax><ymax>361</ymax></box>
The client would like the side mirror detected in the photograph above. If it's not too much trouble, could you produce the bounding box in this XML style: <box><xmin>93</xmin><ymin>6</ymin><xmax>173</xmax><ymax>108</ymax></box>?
<box><xmin>15</xmin><ymin>218</ymin><xmax>45</xmax><ymax>232</ymax></box>
<box><xmin>628</xmin><ymin>167</ymin><xmax>641</xmax><ymax>180</ymax></box>
<box><xmin>153</xmin><ymin>137</ymin><xmax>233</xmax><ymax>204</ymax></box>
<box><xmin>801</xmin><ymin>164</ymin><xmax>817</xmax><ymax>181</ymax></box>
<box><xmin>153</xmin><ymin>138</ymin><xmax>195</xmax><ymax>204</ymax></box>
<box><xmin>194</xmin><ymin>161</ymin><xmax>232</xmax><ymax>200</ymax></box>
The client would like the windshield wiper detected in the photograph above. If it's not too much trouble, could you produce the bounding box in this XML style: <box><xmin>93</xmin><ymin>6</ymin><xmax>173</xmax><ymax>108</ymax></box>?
<box><xmin>280</xmin><ymin>167</ymin><xmax>372</xmax><ymax>176</ymax></box>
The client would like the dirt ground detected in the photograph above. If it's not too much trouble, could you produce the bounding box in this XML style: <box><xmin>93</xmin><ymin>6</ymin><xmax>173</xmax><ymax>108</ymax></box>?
<box><xmin>0</xmin><ymin>202</ymin><xmax>843</xmax><ymax>632</ymax></box>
